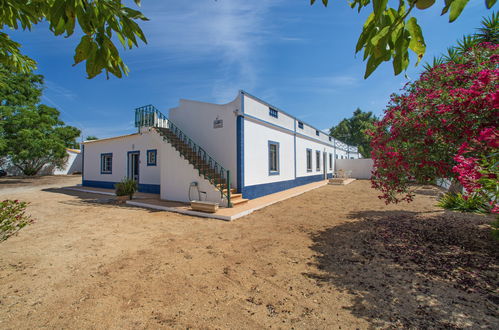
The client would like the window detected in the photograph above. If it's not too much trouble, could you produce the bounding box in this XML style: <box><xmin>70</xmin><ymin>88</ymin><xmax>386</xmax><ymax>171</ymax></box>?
<box><xmin>100</xmin><ymin>153</ymin><xmax>112</xmax><ymax>174</ymax></box>
<box><xmin>335</xmin><ymin>154</ymin><xmax>338</xmax><ymax>159</ymax></box>
<box><xmin>329</xmin><ymin>136</ymin><xmax>332</xmax><ymax>142</ymax></box>
<box><xmin>147</xmin><ymin>149</ymin><xmax>157</xmax><ymax>166</ymax></box>
<box><xmin>306</xmin><ymin>149</ymin><xmax>312</xmax><ymax>172</ymax></box>
<box><xmin>316</xmin><ymin>151</ymin><xmax>320</xmax><ymax>171</ymax></box>
<box><xmin>298</xmin><ymin>121</ymin><xmax>304</xmax><ymax>129</ymax></box>
<box><xmin>268</xmin><ymin>141</ymin><xmax>279</xmax><ymax>175</ymax></box>
<box><xmin>315</xmin><ymin>130</ymin><xmax>320</xmax><ymax>136</ymax></box>
<box><xmin>329</xmin><ymin>153</ymin><xmax>332</xmax><ymax>170</ymax></box>
<box><xmin>269</xmin><ymin>108</ymin><xmax>278</xmax><ymax>118</ymax></box>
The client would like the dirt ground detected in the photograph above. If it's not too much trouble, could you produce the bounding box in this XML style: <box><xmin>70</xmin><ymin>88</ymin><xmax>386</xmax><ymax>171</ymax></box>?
<box><xmin>0</xmin><ymin>177</ymin><xmax>497</xmax><ymax>329</ymax></box>
<box><xmin>0</xmin><ymin>175</ymin><xmax>82</xmax><ymax>194</ymax></box>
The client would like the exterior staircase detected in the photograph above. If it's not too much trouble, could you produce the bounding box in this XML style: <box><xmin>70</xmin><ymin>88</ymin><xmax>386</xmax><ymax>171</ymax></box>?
<box><xmin>135</xmin><ymin>105</ymin><xmax>248</xmax><ymax>208</ymax></box>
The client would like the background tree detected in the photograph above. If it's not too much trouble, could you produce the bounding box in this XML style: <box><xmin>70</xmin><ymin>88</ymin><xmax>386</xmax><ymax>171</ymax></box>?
<box><xmin>85</xmin><ymin>135</ymin><xmax>98</xmax><ymax>141</ymax></box>
<box><xmin>0</xmin><ymin>0</ymin><xmax>148</xmax><ymax>79</ymax></box>
<box><xmin>329</xmin><ymin>108</ymin><xmax>378</xmax><ymax>158</ymax></box>
<box><xmin>312</xmin><ymin>0</ymin><xmax>497</xmax><ymax>78</ymax></box>
<box><xmin>0</xmin><ymin>69</ymin><xmax>80</xmax><ymax>175</ymax></box>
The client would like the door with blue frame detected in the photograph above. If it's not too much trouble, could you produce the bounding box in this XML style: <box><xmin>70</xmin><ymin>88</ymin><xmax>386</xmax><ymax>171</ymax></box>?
<box><xmin>127</xmin><ymin>151</ymin><xmax>140</xmax><ymax>182</ymax></box>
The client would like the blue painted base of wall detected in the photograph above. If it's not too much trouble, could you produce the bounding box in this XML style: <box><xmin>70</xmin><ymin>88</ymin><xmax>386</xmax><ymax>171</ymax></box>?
<box><xmin>242</xmin><ymin>174</ymin><xmax>329</xmax><ymax>200</ymax></box>
<box><xmin>138</xmin><ymin>183</ymin><xmax>161</xmax><ymax>194</ymax></box>
<box><xmin>82</xmin><ymin>180</ymin><xmax>160</xmax><ymax>194</ymax></box>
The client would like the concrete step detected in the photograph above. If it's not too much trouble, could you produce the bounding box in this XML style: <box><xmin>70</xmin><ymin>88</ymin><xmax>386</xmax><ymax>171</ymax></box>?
<box><xmin>231</xmin><ymin>198</ymin><xmax>249</xmax><ymax>206</ymax></box>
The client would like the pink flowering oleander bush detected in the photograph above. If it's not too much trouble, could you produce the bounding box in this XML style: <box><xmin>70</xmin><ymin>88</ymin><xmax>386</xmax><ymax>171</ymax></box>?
<box><xmin>370</xmin><ymin>43</ymin><xmax>498</xmax><ymax>214</ymax></box>
<box><xmin>0</xmin><ymin>199</ymin><xmax>34</xmax><ymax>242</ymax></box>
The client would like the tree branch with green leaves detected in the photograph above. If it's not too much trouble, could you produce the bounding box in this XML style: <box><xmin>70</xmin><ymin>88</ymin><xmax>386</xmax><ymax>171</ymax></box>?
<box><xmin>311</xmin><ymin>0</ymin><xmax>497</xmax><ymax>78</ymax></box>
<box><xmin>0</xmin><ymin>0</ymin><xmax>148</xmax><ymax>79</ymax></box>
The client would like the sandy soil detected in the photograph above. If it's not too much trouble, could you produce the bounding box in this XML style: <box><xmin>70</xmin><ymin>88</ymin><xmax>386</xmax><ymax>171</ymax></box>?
<box><xmin>0</xmin><ymin>178</ymin><xmax>497</xmax><ymax>329</ymax></box>
<box><xmin>0</xmin><ymin>175</ymin><xmax>82</xmax><ymax>195</ymax></box>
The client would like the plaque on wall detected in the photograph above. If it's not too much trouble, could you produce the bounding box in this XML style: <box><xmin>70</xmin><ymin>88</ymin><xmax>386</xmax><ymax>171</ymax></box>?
<box><xmin>213</xmin><ymin>118</ymin><xmax>223</xmax><ymax>129</ymax></box>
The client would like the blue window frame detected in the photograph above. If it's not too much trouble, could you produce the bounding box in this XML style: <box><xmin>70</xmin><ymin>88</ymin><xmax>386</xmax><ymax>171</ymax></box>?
<box><xmin>315</xmin><ymin>130</ymin><xmax>320</xmax><ymax>136</ymax></box>
<box><xmin>268</xmin><ymin>141</ymin><xmax>280</xmax><ymax>175</ymax></box>
<box><xmin>269</xmin><ymin>107</ymin><xmax>278</xmax><ymax>118</ymax></box>
<box><xmin>306</xmin><ymin>148</ymin><xmax>312</xmax><ymax>172</ymax></box>
<box><xmin>147</xmin><ymin>149</ymin><xmax>157</xmax><ymax>166</ymax></box>
<box><xmin>316</xmin><ymin>150</ymin><xmax>321</xmax><ymax>171</ymax></box>
<box><xmin>298</xmin><ymin>121</ymin><xmax>304</xmax><ymax>129</ymax></box>
<box><xmin>100</xmin><ymin>153</ymin><xmax>112</xmax><ymax>174</ymax></box>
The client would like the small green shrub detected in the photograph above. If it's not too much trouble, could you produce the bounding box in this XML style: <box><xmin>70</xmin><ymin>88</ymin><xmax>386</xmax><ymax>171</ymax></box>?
<box><xmin>115</xmin><ymin>178</ymin><xmax>138</xmax><ymax>200</ymax></box>
<box><xmin>437</xmin><ymin>192</ymin><xmax>489</xmax><ymax>213</ymax></box>
<box><xmin>1</xmin><ymin>199</ymin><xmax>34</xmax><ymax>242</ymax></box>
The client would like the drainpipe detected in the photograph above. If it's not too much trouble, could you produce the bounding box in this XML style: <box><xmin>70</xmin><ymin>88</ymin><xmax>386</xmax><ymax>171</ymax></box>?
<box><xmin>333</xmin><ymin>139</ymin><xmax>337</xmax><ymax>174</ymax></box>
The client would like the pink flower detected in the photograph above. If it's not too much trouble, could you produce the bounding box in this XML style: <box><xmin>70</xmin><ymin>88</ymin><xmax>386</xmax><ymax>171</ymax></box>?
<box><xmin>478</xmin><ymin>127</ymin><xmax>499</xmax><ymax>148</ymax></box>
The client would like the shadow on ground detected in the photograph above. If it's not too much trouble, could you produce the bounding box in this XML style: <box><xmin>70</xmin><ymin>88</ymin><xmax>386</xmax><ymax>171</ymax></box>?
<box><xmin>0</xmin><ymin>180</ymin><xmax>28</xmax><ymax>185</ymax></box>
<box><xmin>306</xmin><ymin>210</ymin><xmax>498</xmax><ymax>328</ymax></box>
<box><xmin>42</xmin><ymin>187</ymin><xmax>161</xmax><ymax>212</ymax></box>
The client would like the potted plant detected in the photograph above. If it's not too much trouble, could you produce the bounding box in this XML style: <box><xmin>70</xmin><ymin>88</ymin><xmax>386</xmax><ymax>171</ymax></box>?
<box><xmin>115</xmin><ymin>178</ymin><xmax>138</xmax><ymax>202</ymax></box>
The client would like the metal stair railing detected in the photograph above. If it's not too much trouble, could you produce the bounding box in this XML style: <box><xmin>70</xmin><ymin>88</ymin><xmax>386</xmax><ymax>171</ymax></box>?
<box><xmin>135</xmin><ymin>105</ymin><xmax>232</xmax><ymax>207</ymax></box>
<box><xmin>135</xmin><ymin>104</ymin><xmax>168</xmax><ymax>128</ymax></box>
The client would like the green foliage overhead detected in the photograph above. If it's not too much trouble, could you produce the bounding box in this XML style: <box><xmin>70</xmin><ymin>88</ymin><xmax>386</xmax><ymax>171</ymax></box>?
<box><xmin>311</xmin><ymin>0</ymin><xmax>497</xmax><ymax>78</ymax></box>
<box><xmin>329</xmin><ymin>108</ymin><xmax>378</xmax><ymax>158</ymax></box>
<box><xmin>0</xmin><ymin>67</ymin><xmax>81</xmax><ymax>175</ymax></box>
<box><xmin>0</xmin><ymin>0</ymin><xmax>148</xmax><ymax>79</ymax></box>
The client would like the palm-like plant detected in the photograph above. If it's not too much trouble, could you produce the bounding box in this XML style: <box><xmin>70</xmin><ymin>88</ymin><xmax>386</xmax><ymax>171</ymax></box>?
<box><xmin>456</xmin><ymin>35</ymin><xmax>479</xmax><ymax>54</ymax></box>
<box><xmin>475</xmin><ymin>11</ymin><xmax>498</xmax><ymax>44</ymax></box>
<box><xmin>423</xmin><ymin>56</ymin><xmax>446</xmax><ymax>71</ymax></box>
<box><xmin>443</xmin><ymin>47</ymin><xmax>462</xmax><ymax>63</ymax></box>
<box><xmin>421</xmin><ymin>13</ymin><xmax>497</xmax><ymax>72</ymax></box>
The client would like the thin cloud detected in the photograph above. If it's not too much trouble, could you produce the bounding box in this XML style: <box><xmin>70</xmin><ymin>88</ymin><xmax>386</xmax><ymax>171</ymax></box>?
<box><xmin>279</xmin><ymin>37</ymin><xmax>305</xmax><ymax>42</ymax></box>
<box><xmin>138</xmin><ymin>1</ymin><xmax>282</xmax><ymax>102</ymax></box>
<box><xmin>44</xmin><ymin>80</ymin><xmax>77</xmax><ymax>100</ymax></box>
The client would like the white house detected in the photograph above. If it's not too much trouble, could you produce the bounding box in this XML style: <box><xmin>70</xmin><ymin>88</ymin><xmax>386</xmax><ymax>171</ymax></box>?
<box><xmin>53</xmin><ymin>148</ymin><xmax>82</xmax><ymax>175</ymax></box>
<box><xmin>82</xmin><ymin>91</ymin><xmax>360</xmax><ymax>207</ymax></box>
<box><xmin>1</xmin><ymin>148</ymin><xmax>82</xmax><ymax>176</ymax></box>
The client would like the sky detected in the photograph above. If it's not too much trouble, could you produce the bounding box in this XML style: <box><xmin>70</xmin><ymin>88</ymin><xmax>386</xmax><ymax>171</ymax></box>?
<box><xmin>8</xmin><ymin>1</ymin><xmax>492</xmax><ymax>140</ymax></box>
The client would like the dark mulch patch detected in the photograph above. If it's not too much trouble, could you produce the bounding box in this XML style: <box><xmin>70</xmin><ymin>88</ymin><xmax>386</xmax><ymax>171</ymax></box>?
<box><xmin>307</xmin><ymin>210</ymin><xmax>499</xmax><ymax>329</ymax></box>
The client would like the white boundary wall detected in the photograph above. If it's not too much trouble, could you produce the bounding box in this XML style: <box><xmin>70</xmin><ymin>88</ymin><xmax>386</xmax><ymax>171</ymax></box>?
<box><xmin>335</xmin><ymin>158</ymin><xmax>374</xmax><ymax>179</ymax></box>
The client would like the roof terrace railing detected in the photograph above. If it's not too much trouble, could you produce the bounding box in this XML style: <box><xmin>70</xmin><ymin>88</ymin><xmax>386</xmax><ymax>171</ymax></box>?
<box><xmin>135</xmin><ymin>104</ymin><xmax>168</xmax><ymax>129</ymax></box>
